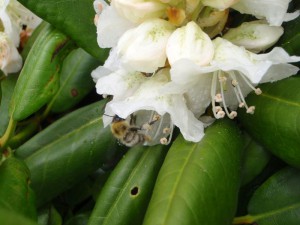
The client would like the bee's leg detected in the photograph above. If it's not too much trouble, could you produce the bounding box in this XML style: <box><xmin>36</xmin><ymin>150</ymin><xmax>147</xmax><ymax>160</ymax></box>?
<box><xmin>129</xmin><ymin>113</ymin><xmax>137</xmax><ymax>125</ymax></box>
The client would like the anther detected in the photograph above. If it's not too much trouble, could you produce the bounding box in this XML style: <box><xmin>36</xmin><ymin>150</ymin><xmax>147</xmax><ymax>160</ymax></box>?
<box><xmin>160</xmin><ymin>137</ymin><xmax>168</xmax><ymax>145</ymax></box>
<box><xmin>231</xmin><ymin>80</ymin><xmax>238</xmax><ymax>87</ymax></box>
<box><xmin>97</xmin><ymin>3</ymin><xmax>103</xmax><ymax>12</ymax></box>
<box><xmin>216</xmin><ymin>110</ymin><xmax>225</xmax><ymax>119</ymax></box>
<box><xmin>229</xmin><ymin>111</ymin><xmax>237</xmax><ymax>119</ymax></box>
<box><xmin>246</xmin><ymin>106</ymin><xmax>255</xmax><ymax>114</ymax></box>
<box><xmin>239</xmin><ymin>102</ymin><xmax>245</xmax><ymax>108</ymax></box>
<box><xmin>255</xmin><ymin>88</ymin><xmax>262</xmax><ymax>95</ymax></box>
<box><xmin>102</xmin><ymin>94</ymin><xmax>108</xmax><ymax>98</ymax></box>
<box><xmin>214</xmin><ymin>93</ymin><xmax>223</xmax><ymax>102</ymax></box>
<box><xmin>215</xmin><ymin>106</ymin><xmax>222</xmax><ymax>112</ymax></box>
<box><xmin>163</xmin><ymin>127</ymin><xmax>171</xmax><ymax>134</ymax></box>
<box><xmin>153</xmin><ymin>114</ymin><xmax>161</xmax><ymax>121</ymax></box>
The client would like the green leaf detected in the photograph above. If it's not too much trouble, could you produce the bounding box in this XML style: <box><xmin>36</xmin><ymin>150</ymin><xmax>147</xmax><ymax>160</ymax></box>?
<box><xmin>238</xmin><ymin>76</ymin><xmax>300</xmax><ymax>168</ymax></box>
<box><xmin>18</xmin><ymin>0</ymin><xmax>109</xmax><ymax>60</ymax></box>
<box><xmin>143</xmin><ymin>119</ymin><xmax>243</xmax><ymax>225</ymax></box>
<box><xmin>278</xmin><ymin>14</ymin><xmax>300</xmax><ymax>56</ymax></box>
<box><xmin>15</xmin><ymin>100</ymin><xmax>106</xmax><ymax>159</ymax></box>
<box><xmin>49</xmin><ymin>48</ymin><xmax>100</xmax><ymax>113</ymax></box>
<box><xmin>10</xmin><ymin>23</ymin><xmax>75</xmax><ymax>121</ymax></box>
<box><xmin>0</xmin><ymin>157</ymin><xmax>37</xmax><ymax>220</ymax></box>
<box><xmin>241</xmin><ymin>134</ymin><xmax>271</xmax><ymax>186</ymax></box>
<box><xmin>234</xmin><ymin>167</ymin><xmax>300</xmax><ymax>225</ymax></box>
<box><xmin>0</xmin><ymin>208</ymin><xmax>38</xmax><ymax>225</ymax></box>
<box><xmin>88</xmin><ymin>144</ymin><xmax>168</xmax><ymax>225</ymax></box>
<box><xmin>0</xmin><ymin>75</ymin><xmax>17</xmax><ymax>136</ymax></box>
<box><xmin>65</xmin><ymin>213</ymin><xmax>90</xmax><ymax>225</ymax></box>
<box><xmin>22</xmin><ymin>101</ymin><xmax>118</xmax><ymax>207</ymax></box>
<box><xmin>38</xmin><ymin>205</ymin><xmax>62</xmax><ymax>225</ymax></box>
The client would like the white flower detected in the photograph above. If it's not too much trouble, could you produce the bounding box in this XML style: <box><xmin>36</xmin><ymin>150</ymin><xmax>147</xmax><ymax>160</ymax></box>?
<box><xmin>232</xmin><ymin>0</ymin><xmax>300</xmax><ymax>26</ymax></box>
<box><xmin>96</xmin><ymin>68</ymin><xmax>205</xmax><ymax>142</ymax></box>
<box><xmin>223</xmin><ymin>20</ymin><xmax>284</xmax><ymax>53</ymax></box>
<box><xmin>111</xmin><ymin>0</ymin><xmax>167</xmax><ymax>24</ymax></box>
<box><xmin>167</xmin><ymin>38</ymin><xmax>300</xmax><ymax>119</ymax></box>
<box><xmin>0</xmin><ymin>32</ymin><xmax>22</xmax><ymax>74</ymax></box>
<box><xmin>166</xmin><ymin>21</ymin><xmax>214</xmax><ymax>66</ymax></box>
<box><xmin>117</xmin><ymin>19</ymin><xmax>175</xmax><ymax>73</ymax></box>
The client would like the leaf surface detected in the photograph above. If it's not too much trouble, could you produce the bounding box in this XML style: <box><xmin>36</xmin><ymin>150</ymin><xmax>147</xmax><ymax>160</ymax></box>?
<box><xmin>238</xmin><ymin>76</ymin><xmax>300</xmax><ymax>168</ymax></box>
<box><xmin>143</xmin><ymin>120</ymin><xmax>243</xmax><ymax>225</ymax></box>
<box><xmin>88</xmin><ymin>144</ymin><xmax>168</xmax><ymax>225</ymax></box>
<box><xmin>18</xmin><ymin>0</ymin><xmax>109</xmax><ymax>59</ymax></box>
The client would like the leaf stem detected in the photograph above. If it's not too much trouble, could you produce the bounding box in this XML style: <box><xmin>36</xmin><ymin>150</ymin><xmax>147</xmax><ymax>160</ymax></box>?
<box><xmin>0</xmin><ymin>117</ymin><xmax>17</xmax><ymax>151</ymax></box>
<box><xmin>232</xmin><ymin>214</ymin><xmax>255</xmax><ymax>224</ymax></box>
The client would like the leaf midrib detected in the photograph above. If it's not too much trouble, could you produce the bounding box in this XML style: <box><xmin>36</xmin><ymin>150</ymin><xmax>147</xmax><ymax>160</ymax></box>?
<box><xmin>261</xmin><ymin>93</ymin><xmax>300</xmax><ymax>108</ymax></box>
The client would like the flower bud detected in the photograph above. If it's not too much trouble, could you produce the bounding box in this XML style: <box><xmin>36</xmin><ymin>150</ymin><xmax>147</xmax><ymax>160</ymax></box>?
<box><xmin>223</xmin><ymin>21</ymin><xmax>284</xmax><ymax>52</ymax></box>
<box><xmin>166</xmin><ymin>21</ymin><xmax>214</xmax><ymax>66</ymax></box>
<box><xmin>112</xmin><ymin>0</ymin><xmax>167</xmax><ymax>23</ymax></box>
<box><xmin>117</xmin><ymin>19</ymin><xmax>175</xmax><ymax>73</ymax></box>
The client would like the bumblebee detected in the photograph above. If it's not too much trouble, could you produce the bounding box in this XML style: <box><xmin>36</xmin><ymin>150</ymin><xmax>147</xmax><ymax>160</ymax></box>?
<box><xmin>110</xmin><ymin>115</ymin><xmax>149</xmax><ymax>147</ymax></box>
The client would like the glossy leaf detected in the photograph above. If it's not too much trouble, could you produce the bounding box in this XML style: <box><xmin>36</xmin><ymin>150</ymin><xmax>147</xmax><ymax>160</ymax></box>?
<box><xmin>241</xmin><ymin>134</ymin><xmax>271</xmax><ymax>186</ymax></box>
<box><xmin>22</xmin><ymin>101</ymin><xmax>118</xmax><ymax>207</ymax></box>
<box><xmin>15</xmin><ymin>100</ymin><xmax>107</xmax><ymax>159</ymax></box>
<box><xmin>21</xmin><ymin>21</ymin><xmax>49</xmax><ymax>60</ymax></box>
<box><xmin>143</xmin><ymin>119</ymin><xmax>243</xmax><ymax>225</ymax></box>
<box><xmin>65</xmin><ymin>213</ymin><xmax>90</xmax><ymax>225</ymax></box>
<box><xmin>0</xmin><ymin>75</ymin><xmax>17</xmax><ymax>136</ymax></box>
<box><xmin>88</xmin><ymin>144</ymin><xmax>168</xmax><ymax>225</ymax></box>
<box><xmin>38</xmin><ymin>205</ymin><xmax>62</xmax><ymax>225</ymax></box>
<box><xmin>0</xmin><ymin>208</ymin><xmax>38</xmax><ymax>225</ymax></box>
<box><xmin>235</xmin><ymin>167</ymin><xmax>300</xmax><ymax>225</ymax></box>
<box><xmin>278</xmin><ymin>14</ymin><xmax>300</xmax><ymax>56</ymax></box>
<box><xmin>10</xmin><ymin>24</ymin><xmax>75</xmax><ymax>121</ymax></box>
<box><xmin>49</xmin><ymin>48</ymin><xmax>100</xmax><ymax>113</ymax></box>
<box><xmin>0</xmin><ymin>157</ymin><xmax>37</xmax><ymax>220</ymax></box>
<box><xmin>18</xmin><ymin>0</ymin><xmax>109</xmax><ymax>59</ymax></box>
<box><xmin>238</xmin><ymin>76</ymin><xmax>300</xmax><ymax>168</ymax></box>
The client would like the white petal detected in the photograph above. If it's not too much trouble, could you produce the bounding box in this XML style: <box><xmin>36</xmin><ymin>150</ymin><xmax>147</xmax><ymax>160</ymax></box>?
<box><xmin>260</xmin><ymin>64</ymin><xmax>299</xmax><ymax>83</ymax></box>
<box><xmin>223</xmin><ymin>20</ymin><xmax>283</xmax><ymax>53</ymax></box>
<box><xmin>117</xmin><ymin>19</ymin><xmax>175</xmax><ymax>73</ymax></box>
<box><xmin>212</xmin><ymin>38</ymin><xmax>273</xmax><ymax>84</ymax></box>
<box><xmin>111</xmin><ymin>0</ymin><xmax>167</xmax><ymax>23</ymax></box>
<box><xmin>96</xmin><ymin>5</ymin><xmax>135</xmax><ymax>48</ymax></box>
<box><xmin>166</xmin><ymin>21</ymin><xmax>214</xmax><ymax>66</ymax></box>
<box><xmin>232</xmin><ymin>0</ymin><xmax>296</xmax><ymax>26</ymax></box>
<box><xmin>106</xmin><ymin>69</ymin><xmax>205</xmax><ymax>142</ymax></box>
<box><xmin>95</xmin><ymin>69</ymin><xmax>146</xmax><ymax>99</ymax></box>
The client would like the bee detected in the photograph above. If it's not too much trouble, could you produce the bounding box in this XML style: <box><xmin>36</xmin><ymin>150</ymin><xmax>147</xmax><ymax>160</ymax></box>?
<box><xmin>110</xmin><ymin>115</ymin><xmax>150</xmax><ymax>147</ymax></box>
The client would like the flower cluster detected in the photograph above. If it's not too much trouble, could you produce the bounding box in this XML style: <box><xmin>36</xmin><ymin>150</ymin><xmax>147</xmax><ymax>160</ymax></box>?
<box><xmin>0</xmin><ymin>0</ymin><xmax>41</xmax><ymax>74</ymax></box>
<box><xmin>92</xmin><ymin>0</ymin><xmax>300</xmax><ymax>145</ymax></box>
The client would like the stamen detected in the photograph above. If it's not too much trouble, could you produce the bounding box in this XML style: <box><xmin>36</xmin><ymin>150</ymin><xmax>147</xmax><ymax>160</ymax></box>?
<box><xmin>247</xmin><ymin>106</ymin><xmax>255</xmax><ymax>114</ymax></box>
<box><xmin>218</xmin><ymin>71</ymin><xmax>232</xmax><ymax>119</ymax></box>
<box><xmin>163</xmin><ymin>127</ymin><xmax>171</xmax><ymax>134</ymax></box>
<box><xmin>255</xmin><ymin>88</ymin><xmax>262</xmax><ymax>95</ymax></box>
<box><xmin>214</xmin><ymin>93</ymin><xmax>223</xmax><ymax>102</ymax></box>
<box><xmin>231</xmin><ymin>79</ymin><xmax>238</xmax><ymax>87</ymax></box>
<box><xmin>160</xmin><ymin>137</ymin><xmax>168</xmax><ymax>145</ymax></box>
<box><xmin>229</xmin><ymin>111</ymin><xmax>237</xmax><ymax>119</ymax></box>
<box><xmin>211</xmin><ymin>72</ymin><xmax>220</xmax><ymax>119</ymax></box>
<box><xmin>215</xmin><ymin>106</ymin><xmax>222</xmax><ymax>112</ymax></box>
<box><xmin>239</xmin><ymin>102</ymin><xmax>245</xmax><ymax>108</ymax></box>
<box><xmin>152</xmin><ymin>114</ymin><xmax>161</xmax><ymax>122</ymax></box>
<box><xmin>216</xmin><ymin>110</ymin><xmax>225</xmax><ymax>119</ymax></box>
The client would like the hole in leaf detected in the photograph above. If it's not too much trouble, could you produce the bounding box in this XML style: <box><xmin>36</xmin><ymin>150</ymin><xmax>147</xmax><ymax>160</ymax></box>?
<box><xmin>130</xmin><ymin>186</ymin><xmax>139</xmax><ymax>196</ymax></box>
